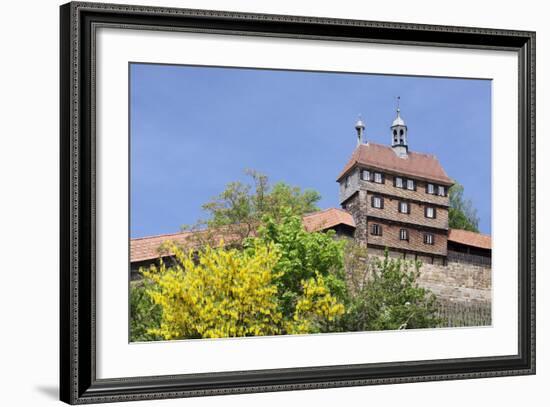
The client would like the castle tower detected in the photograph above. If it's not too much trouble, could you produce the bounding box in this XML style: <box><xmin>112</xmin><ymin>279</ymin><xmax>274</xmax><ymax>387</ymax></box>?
<box><xmin>337</xmin><ymin>108</ymin><xmax>454</xmax><ymax>264</ymax></box>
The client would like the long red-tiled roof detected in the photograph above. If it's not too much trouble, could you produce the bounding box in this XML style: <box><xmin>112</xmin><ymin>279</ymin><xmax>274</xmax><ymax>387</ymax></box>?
<box><xmin>448</xmin><ymin>229</ymin><xmax>491</xmax><ymax>250</ymax></box>
<box><xmin>130</xmin><ymin>226</ymin><xmax>245</xmax><ymax>263</ymax></box>
<box><xmin>337</xmin><ymin>142</ymin><xmax>454</xmax><ymax>185</ymax></box>
<box><xmin>131</xmin><ymin>209</ymin><xmax>355</xmax><ymax>263</ymax></box>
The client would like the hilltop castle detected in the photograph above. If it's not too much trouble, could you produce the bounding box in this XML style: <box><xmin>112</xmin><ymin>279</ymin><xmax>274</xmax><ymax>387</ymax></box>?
<box><xmin>130</xmin><ymin>106</ymin><xmax>491</xmax><ymax>303</ymax></box>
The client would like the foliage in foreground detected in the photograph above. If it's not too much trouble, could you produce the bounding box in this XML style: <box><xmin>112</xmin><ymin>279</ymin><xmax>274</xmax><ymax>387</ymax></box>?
<box><xmin>341</xmin><ymin>243</ymin><xmax>441</xmax><ymax>331</ymax></box>
<box><xmin>139</xmin><ymin>239</ymin><xmax>344</xmax><ymax>340</ymax></box>
<box><xmin>244</xmin><ymin>210</ymin><xmax>348</xmax><ymax>327</ymax></box>
<box><xmin>129</xmin><ymin>280</ymin><xmax>162</xmax><ymax>342</ymax></box>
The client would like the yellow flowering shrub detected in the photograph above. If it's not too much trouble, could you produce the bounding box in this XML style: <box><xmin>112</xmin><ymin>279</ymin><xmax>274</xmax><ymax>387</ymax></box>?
<box><xmin>287</xmin><ymin>273</ymin><xmax>345</xmax><ymax>334</ymax></box>
<box><xmin>142</xmin><ymin>242</ymin><xmax>284</xmax><ymax>340</ymax></box>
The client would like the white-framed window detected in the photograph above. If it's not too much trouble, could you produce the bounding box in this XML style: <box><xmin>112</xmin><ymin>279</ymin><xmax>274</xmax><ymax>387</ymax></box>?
<box><xmin>374</xmin><ymin>172</ymin><xmax>384</xmax><ymax>184</ymax></box>
<box><xmin>438</xmin><ymin>185</ymin><xmax>446</xmax><ymax>196</ymax></box>
<box><xmin>424</xmin><ymin>233</ymin><xmax>434</xmax><ymax>245</ymax></box>
<box><xmin>344</xmin><ymin>175</ymin><xmax>350</xmax><ymax>188</ymax></box>
<box><xmin>371</xmin><ymin>224</ymin><xmax>382</xmax><ymax>236</ymax></box>
<box><xmin>399</xmin><ymin>229</ymin><xmax>409</xmax><ymax>241</ymax></box>
<box><xmin>406</xmin><ymin>179</ymin><xmax>415</xmax><ymax>190</ymax></box>
<box><xmin>427</xmin><ymin>183</ymin><xmax>435</xmax><ymax>194</ymax></box>
<box><xmin>398</xmin><ymin>201</ymin><xmax>409</xmax><ymax>214</ymax></box>
<box><xmin>372</xmin><ymin>196</ymin><xmax>383</xmax><ymax>209</ymax></box>
<box><xmin>395</xmin><ymin>176</ymin><xmax>404</xmax><ymax>188</ymax></box>
<box><xmin>425</xmin><ymin>206</ymin><xmax>436</xmax><ymax>219</ymax></box>
<box><xmin>362</xmin><ymin>169</ymin><xmax>371</xmax><ymax>181</ymax></box>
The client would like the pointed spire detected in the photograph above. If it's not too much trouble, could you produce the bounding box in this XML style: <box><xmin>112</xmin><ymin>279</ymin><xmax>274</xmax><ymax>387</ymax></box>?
<box><xmin>392</xmin><ymin>96</ymin><xmax>406</xmax><ymax>127</ymax></box>
<box><xmin>355</xmin><ymin>115</ymin><xmax>365</xmax><ymax>146</ymax></box>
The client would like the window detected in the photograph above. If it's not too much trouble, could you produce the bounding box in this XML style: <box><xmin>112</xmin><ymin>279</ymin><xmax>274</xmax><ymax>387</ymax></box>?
<box><xmin>371</xmin><ymin>224</ymin><xmax>382</xmax><ymax>236</ymax></box>
<box><xmin>372</xmin><ymin>196</ymin><xmax>383</xmax><ymax>209</ymax></box>
<box><xmin>425</xmin><ymin>206</ymin><xmax>436</xmax><ymax>219</ymax></box>
<box><xmin>406</xmin><ymin>179</ymin><xmax>415</xmax><ymax>190</ymax></box>
<box><xmin>398</xmin><ymin>201</ymin><xmax>410</xmax><ymax>214</ymax></box>
<box><xmin>438</xmin><ymin>185</ymin><xmax>446</xmax><ymax>196</ymax></box>
<box><xmin>395</xmin><ymin>176</ymin><xmax>404</xmax><ymax>188</ymax></box>
<box><xmin>424</xmin><ymin>233</ymin><xmax>434</xmax><ymax>245</ymax></box>
<box><xmin>344</xmin><ymin>176</ymin><xmax>350</xmax><ymax>188</ymax></box>
<box><xmin>374</xmin><ymin>172</ymin><xmax>384</xmax><ymax>184</ymax></box>
<box><xmin>361</xmin><ymin>169</ymin><xmax>371</xmax><ymax>181</ymax></box>
<box><xmin>399</xmin><ymin>229</ymin><xmax>409</xmax><ymax>241</ymax></box>
<box><xmin>427</xmin><ymin>183</ymin><xmax>435</xmax><ymax>194</ymax></box>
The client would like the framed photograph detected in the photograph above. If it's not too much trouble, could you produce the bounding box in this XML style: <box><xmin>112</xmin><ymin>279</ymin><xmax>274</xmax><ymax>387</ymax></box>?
<box><xmin>60</xmin><ymin>1</ymin><xmax>535</xmax><ymax>404</ymax></box>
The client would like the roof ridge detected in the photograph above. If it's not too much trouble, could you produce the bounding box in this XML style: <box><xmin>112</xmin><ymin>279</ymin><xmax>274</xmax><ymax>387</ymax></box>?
<box><xmin>131</xmin><ymin>229</ymin><xmax>196</xmax><ymax>241</ymax></box>
<box><xmin>449</xmin><ymin>228</ymin><xmax>491</xmax><ymax>238</ymax></box>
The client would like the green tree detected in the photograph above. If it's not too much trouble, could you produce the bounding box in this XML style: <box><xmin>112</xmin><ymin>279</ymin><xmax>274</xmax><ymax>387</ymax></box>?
<box><xmin>244</xmin><ymin>210</ymin><xmax>348</xmax><ymax>330</ymax></box>
<box><xmin>448</xmin><ymin>182</ymin><xmax>479</xmax><ymax>232</ymax></box>
<box><xmin>194</xmin><ymin>169</ymin><xmax>321</xmax><ymax>239</ymax></box>
<box><xmin>129</xmin><ymin>280</ymin><xmax>162</xmax><ymax>342</ymax></box>
<box><xmin>341</xmin><ymin>246</ymin><xmax>440</xmax><ymax>331</ymax></box>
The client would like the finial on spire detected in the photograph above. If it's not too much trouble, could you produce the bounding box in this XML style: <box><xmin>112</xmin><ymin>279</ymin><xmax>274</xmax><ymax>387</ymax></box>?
<box><xmin>355</xmin><ymin>115</ymin><xmax>365</xmax><ymax>146</ymax></box>
<box><xmin>396</xmin><ymin>96</ymin><xmax>401</xmax><ymax>114</ymax></box>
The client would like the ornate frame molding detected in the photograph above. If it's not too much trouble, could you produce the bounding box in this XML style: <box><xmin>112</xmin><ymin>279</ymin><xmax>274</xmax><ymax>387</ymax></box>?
<box><xmin>60</xmin><ymin>2</ymin><xmax>535</xmax><ymax>404</ymax></box>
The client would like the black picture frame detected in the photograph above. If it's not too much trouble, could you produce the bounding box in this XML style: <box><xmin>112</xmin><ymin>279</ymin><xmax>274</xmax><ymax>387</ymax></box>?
<box><xmin>60</xmin><ymin>2</ymin><xmax>536</xmax><ymax>404</ymax></box>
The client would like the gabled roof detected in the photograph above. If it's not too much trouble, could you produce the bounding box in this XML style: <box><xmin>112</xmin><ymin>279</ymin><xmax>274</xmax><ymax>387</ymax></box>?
<box><xmin>337</xmin><ymin>142</ymin><xmax>454</xmax><ymax>185</ymax></box>
<box><xmin>448</xmin><ymin>229</ymin><xmax>491</xmax><ymax>250</ymax></box>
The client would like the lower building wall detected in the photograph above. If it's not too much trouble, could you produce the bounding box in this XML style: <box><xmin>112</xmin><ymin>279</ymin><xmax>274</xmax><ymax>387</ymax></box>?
<box><xmin>367</xmin><ymin>249</ymin><xmax>491</xmax><ymax>304</ymax></box>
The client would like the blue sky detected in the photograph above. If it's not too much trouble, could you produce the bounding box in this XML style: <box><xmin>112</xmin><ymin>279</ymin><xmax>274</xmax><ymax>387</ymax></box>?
<box><xmin>130</xmin><ymin>63</ymin><xmax>492</xmax><ymax>238</ymax></box>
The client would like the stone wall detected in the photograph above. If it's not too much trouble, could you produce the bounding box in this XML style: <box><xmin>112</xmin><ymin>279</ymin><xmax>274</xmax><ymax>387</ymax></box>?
<box><xmin>367</xmin><ymin>248</ymin><xmax>491</xmax><ymax>304</ymax></box>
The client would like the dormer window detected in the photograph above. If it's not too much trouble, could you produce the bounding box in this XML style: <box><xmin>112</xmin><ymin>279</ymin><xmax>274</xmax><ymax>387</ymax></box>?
<box><xmin>374</xmin><ymin>172</ymin><xmax>384</xmax><ymax>184</ymax></box>
<box><xmin>406</xmin><ymin>179</ymin><xmax>415</xmax><ymax>190</ymax></box>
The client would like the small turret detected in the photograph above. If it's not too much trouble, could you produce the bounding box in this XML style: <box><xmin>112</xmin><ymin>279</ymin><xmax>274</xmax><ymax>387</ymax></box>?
<box><xmin>355</xmin><ymin>116</ymin><xmax>365</xmax><ymax>146</ymax></box>
<box><xmin>391</xmin><ymin>97</ymin><xmax>408</xmax><ymax>158</ymax></box>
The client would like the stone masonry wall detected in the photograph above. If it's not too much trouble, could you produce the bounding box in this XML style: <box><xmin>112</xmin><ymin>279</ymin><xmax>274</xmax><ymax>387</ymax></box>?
<box><xmin>418</xmin><ymin>255</ymin><xmax>491</xmax><ymax>304</ymax></box>
<box><xmin>368</xmin><ymin>248</ymin><xmax>491</xmax><ymax>304</ymax></box>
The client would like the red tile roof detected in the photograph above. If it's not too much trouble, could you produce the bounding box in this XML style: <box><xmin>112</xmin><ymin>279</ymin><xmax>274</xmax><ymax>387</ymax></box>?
<box><xmin>130</xmin><ymin>226</ymin><xmax>246</xmax><ymax>263</ymax></box>
<box><xmin>131</xmin><ymin>209</ymin><xmax>355</xmax><ymax>263</ymax></box>
<box><xmin>302</xmin><ymin>208</ymin><xmax>356</xmax><ymax>232</ymax></box>
<box><xmin>448</xmin><ymin>229</ymin><xmax>492</xmax><ymax>250</ymax></box>
<box><xmin>337</xmin><ymin>142</ymin><xmax>454</xmax><ymax>185</ymax></box>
